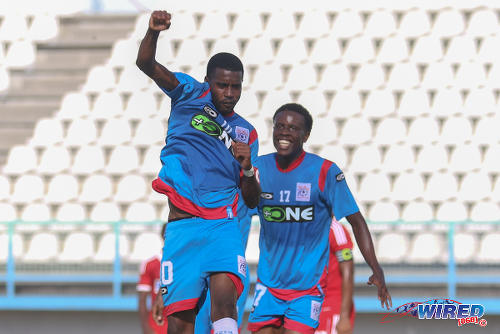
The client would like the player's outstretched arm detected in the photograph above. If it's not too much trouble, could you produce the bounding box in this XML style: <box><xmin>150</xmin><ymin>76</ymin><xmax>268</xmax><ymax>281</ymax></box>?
<box><xmin>346</xmin><ymin>211</ymin><xmax>392</xmax><ymax>310</ymax></box>
<box><xmin>152</xmin><ymin>293</ymin><xmax>166</xmax><ymax>326</ymax></box>
<box><xmin>136</xmin><ymin>10</ymin><xmax>179</xmax><ymax>91</ymax></box>
<box><xmin>232</xmin><ymin>141</ymin><xmax>260</xmax><ymax>208</ymax></box>
<box><xmin>337</xmin><ymin>259</ymin><xmax>354</xmax><ymax>334</ymax></box>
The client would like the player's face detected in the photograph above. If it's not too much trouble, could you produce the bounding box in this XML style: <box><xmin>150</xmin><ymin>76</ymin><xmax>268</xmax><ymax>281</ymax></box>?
<box><xmin>273</xmin><ymin>110</ymin><xmax>310</xmax><ymax>158</ymax></box>
<box><xmin>206</xmin><ymin>68</ymin><xmax>242</xmax><ymax>115</ymax></box>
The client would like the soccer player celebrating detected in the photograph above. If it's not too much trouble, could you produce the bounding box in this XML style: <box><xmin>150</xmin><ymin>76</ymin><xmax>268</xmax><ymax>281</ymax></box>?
<box><xmin>136</xmin><ymin>10</ymin><xmax>260</xmax><ymax>334</ymax></box>
<box><xmin>248</xmin><ymin>103</ymin><xmax>391</xmax><ymax>334</ymax></box>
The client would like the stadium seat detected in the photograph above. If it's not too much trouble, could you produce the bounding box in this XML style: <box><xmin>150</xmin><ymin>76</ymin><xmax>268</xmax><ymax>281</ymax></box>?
<box><xmin>436</xmin><ymin>201</ymin><xmax>468</xmax><ymax>221</ymax></box>
<box><xmin>0</xmin><ymin>14</ymin><xmax>29</xmax><ymax>41</ymax></box>
<box><xmin>108</xmin><ymin>38</ymin><xmax>140</xmax><ymax>68</ymax></box>
<box><xmin>131</xmin><ymin>117</ymin><xmax>166</xmax><ymax>147</ymax></box>
<box><xmin>24</xmin><ymin>232</ymin><xmax>58</xmax><ymax>262</ymax></box>
<box><xmin>275</xmin><ymin>36</ymin><xmax>308</xmax><ymax>65</ymax></box>
<box><xmin>398</xmin><ymin>10</ymin><xmax>431</xmax><ymax>37</ymax></box>
<box><xmin>64</xmin><ymin>119</ymin><xmax>98</xmax><ymax>147</ymax></box>
<box><xmin>251</xmin><ymin>64</ymin><xmax>284</xmax><ymax>90</ymax></box>
<box><xmin>284</xmin><ymin>64</ymin><xmax>317</xmax><ymax>91</ymax></box>
<box><xmin>230</xmin><ymin>11</ymin><xmax>264</xmax><ymax>39</ymax></box>
<box><xmin>316</xmin><ymin>146</ymin><xmax>347</xmax><ymax>170</ymax></box>
<box><xmin>470</xmin><ymin>201</ymin><xmax>500</xmax><ymax>222</ymax></box>
<box><xmin>83</xmin><ymin>65</ymin><xmax>116</xmax><ymax>93</ymax></box>
<box><xmin>466</xmin><ymin>9</ymin><xmax>498</xmax><ymax>36</ymax></box>
<box><xmin>56</xmin><ymin>92</ymin><xmax>91</xmax><ymax>120</ymax></box>
<box><xmin>79</xmin><ymin>175</ymin><xmax>113</xmax><ymax>203</ymax></box>
<box><xmin>458</xmin><ymin>172</ymin><xmax>492</xmax><ymax>202</ymax></box>
<box><xmin>369</xmin><ymin>202</ymin><xmax>400</xmax><ymax>222</ymax></box>
<box><xmin>296</xmin><ymin>10</ymin><xmax>330</xmax><ymax>38</ymax></box>
<box><xmin>317</xmin><ymin>64</ymin><xmax>350</xmax><ymax>90</ymax></box>
<box><xmin>432</xmin><ymin>9</ymin><xmax>465</xmax><ymax>37</ymax></box>
<box><xmin>376</xmin><ymin>232</ymin><xmax>409</xmax><ymax>263</ymax></box>
<box><xmin>45</xmin><ymin>174</ymin><xmax>79</xmax><ymax>204</ymax></box>
<box><xmin>415</xmin><ymin>144</ymin><xmax>448</xmax><ymax>173</ymax></box>
<box><xmin>54</xmin><ymin>203</ymin><xmax>86</xmax><ymax>228</ymax></box>
<box><xmin>309</xmin><ymin>36</ymin><xmax>342</xmax><ymax>64</ymax></box>
<box><xmin>477</xmin><ymin>35</ymin><xmax>500</xmax><ymax>62</ymax></box>
<box><xmin>94</xmin><ymin>233</ymin><xmax>130</xmax><ymax>262</ymax></box>
<box><xmin>453</xmin><ymin>233</ymin><xmax>477</xmax><ymax>263</ymax></box>
<box><xmin>491</xmin><ymin>177</ymin><xmax>500</xmax><ymax>202</ymax></box>
<box><xmin>381</xmin><ymin>144</ymin><xmax>415</xmax><ymax>173</ymax></box>
<box><xmin>123</xmin><ymin>91</ymin><xmax>158</xmax><ymax>120</ymax></box>
<box><xmin>90</xmin><ymin>91</ymin><xmax>124</xmax><ymax>120</ymax></box>
<box><xmin>386</xmin><ymin>63</ymin><xmax>420</xmax><ymax>90</ymax></box>
<box><xmin>401</xmin><ymin>202</ymin><xmax>434</xmax><ymax>222</ymax></box>
<box><xmin>338</xmin><ymin>117</ymin><xmax>372</xmax><ymax>146</ymax></box>
<box><xmin>0</xmin><ymin>203</ymin><xmax>17</xmax><ymax>222</ymax></box>
<box><xmin>410</xmin><ymin>35</ymin><xmax>444</xmax><ymax>62</ymax></box>
<box><xmin>5</xmin><ymin>40</ymin><xmax>36</xmax><ymax>68</ymax></box>
<box><xmin>0</xmin><ymin>233</ymin><xmax>23</xmax><ymax>262</ymax></box>
<box><xmin>408</xmin><ymin>233</ymin><xmax>443</xmax><ymax>263</ymax></box>
<box><xmin>3</xmin><ymin>145</ymin><xmax>37</xmax><ymax>175</ymax></box>
<box><xmin>105</xmin><ymin>145</ymin><xmax>139</xmax><ymax>175</ymax></box>
<box><xmin>486</xmin><ymin>63</ymin><xmax>500</xmax><ymax>89</ymax></box>
<box><xmin>464</xmin><ymin>88</ymin><xmax>497</xmax><ymax>117</ymax></box>
<box><xmin>391</xmin><ymin>172</ymin><xmax>425</xmax><ymax>202</ymax></box>
<box><xmin>71</xmin><ymin>145</ymin><xmax>105</xmax><ymax>175</ymax></box>
<box><xmin>129</xmin><ymin>232</ymin><xmax>163</xmax><ymax>262</ymax></box>
<box><xmin>246</xmin><ymin>116</ymin><xmax>270</xmax><ymax>145</ymax></box>
<box><xmin>454</xmin><ymin>62</ymin><xmax>486</xmax><ymax>89</ymax></box>
<box><xmin>235</xmin><ymin>89</ymin><xmax>259</xmax><ymax>118</ymax></box>
<box><xmin>397</xmin><ymin>88</ymin><xmax>430</xmax><ymax>119</ymax></box>
<box><xmin>28</xmin><ymin>14</ymin><xmax>58</xmax><ymax>41</ymax></box>
<box><xmin>377</xmin><ymin>36</ymin><xmax>409</xmax><ymax>63</ymax></box>
<box><xmin>124</xmin><ymin>202</ymin><xmax>157</xmax><ymax>231</ymax></box>
<box><xmin>245</xmin><ymin>228</ymin><xmax>260</xmax><ymax>264</ymax></box>
<box><xmin>155</xmin><ymin>35</ymin><xmax>175</xmax><ymax>65</ymax></box>
<box><xmin>477</xmin><ymin>233</ymin><xmax>500</xmax><ymax>263</ymax></box>
<box><xmin>116</xmin><ymin>65</ymin><xmax>152</xmax><ymax>93</ymax></box>
<box><xmin>159</xmin><ymin>205</ymin><xmax>170</xmax><ymax>222</ymax></box>
<box><xmin>330</xmin><ymin>10</ymin><xmax>363</xmax><ymax>38</ymax></box>
<box><xmin>11</xmin><ymin>175</ymin><xmax>44</xmax><ymax>204</ymax></box>
<box><xmin>163</xmin><ymin>11</ymin><xmax>197</xmax><ymax>39</ymax></box>
<box><xmin>406</xmin><ymin>117</ymin><xmax>440</xmax><ymax>145</ymax></box>
<box><xmin>439</xmin><ymin>117</ymin><xmax>473</xmax><ymax>146</ymax></box>
<box><xmin>348</xmin><ymin>144</ymin><xmax>381</xmax><ymax>174</ymax></box>
<box><xmin>18</xmin><ymin>203</ymin><xmax>50</xmax><ymax>231</ymax></box>
<box><xmin>421</xmin><ymin>63</ymin><xmax>454</xmax><ymax>89</ymax></box>
<box><xmin>197</xmin><ymin>11</ymin><xmax>230</xmax><ymax>39</ymax></box>
<box><xmin>262</xmin><ymin>10</ymin><xmax>296</xmax><ymax>38</ymax></box>
<box><xmin>352</xmin><ymin>63</ymin><xmax>385</xmax><ymax>90</ymax></box>
<box><xmin>97</xmin><ymin>118</ymin><xmax>132</xmax><ymax>147</ymax></box>
<box><xmin>58</xmin><ymin>232</ymin><xmax>95</xmax><ymax>262</ymax></box>
<box><xmin>260</xmin><ymin>90</ymin><xmax>291</xmax><ymax>117</ymax></box>
<box><xmin>362</xmin><ymin>90</ymin><xmax>395</xmax><ymax>120</ymax></box>
<box><xmin>29</xmin><ymin>119</ymin><xmax>64</xmax><ymax>147</ymax></box>
<box><xmin>242</xmin><ymin>36</ymin><xmax>274</xmax><ymax>66</ymax></box>
<box><xmin>373</xmin><ymin>118</ymin><xmax>407</xmax><ymax>145</ymax></box>
<box><xmin>431</xmin><ymin>88</ymin><xmax>463</xmax><ymax>118</ymax></box>
<box><xmin>210</xmin><ymin>37</ymin><xmax>241</xmax><ymax>59</ymax></box>
<box><xmin>140</xmin><ymin>144</ymin><xmax>163</xmax><ymax>175</ymax></box>
<box><xmin>357</xmin><ymin>173</ymin><xmax>391</xmax><ymax>202</ymax></box>
<box><xmin>444</xmin><ymin>36</ymin><xmax>476</xmax><ymax>62</ymax></box>
<box><xmin>448</xmin><ymin>144</ymin><xmax>482</xmax><ymax>173</ymax></box>
<box><xmin>174</xmin><ymin>38</ymin><xmax>207</xmax><ymax>67</ymax></box>
<box><xmin>307</xmin><ymin>116</ymin><xmax>337</xmax><ymax>147</ymax></box>
<box><xmin>89</xmin><ymin>202</ymin><xmax>121</xmax><ymax>226</ymax></box>
<box><xmin>0</xmin><ymin>66</ymin><xmax>9</xmax><ymax>91</ymax></box>
<box><xmin>424</xmin><ymin>172</ymin><xmax>459</xmax><ymax>202</ymax></box>
<box><xmin>114</xmin><ymin>175</ymin><xmax>148</xmax><ymax>203</ymax></box>
<box><xmin>343</xmin><ymin>36</ymin><xmax>375</xmax><ymax>63</ymax></box>
<box><xmin>296</xmin><ymin>91</ymin><xmax>328</xmax><ymax>118</ymax></box>
<box><xmin>482</xmin><ymin>145</ymin><xmax>500</xmax><ymax>173</ymax></box>
<box><xmin>364</xmin><ymin>10</ymin><xmax>397</xmax><ymax>37</ymax></box>
<box><xmin>327</xmin><ymin>90</ymin><xmax>362</xmax><ymax>121</ymax></box>
<box><xmin>0</xmin><ymin>175</ymin><xmax>10</xmax><ymax>201</ymax></box>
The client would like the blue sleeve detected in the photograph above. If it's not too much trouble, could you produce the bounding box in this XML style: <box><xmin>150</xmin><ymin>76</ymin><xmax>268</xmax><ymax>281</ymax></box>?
<box><xmin>250</xmin><ymin>135</ymin><xmax>259</xmax><ymax>166</ymax></box>
<box><xmin>160</xmin><ymin>72</ymin><xmax>207</xmax><ymax>104</ymax></box>
<box><xmin>324</xmin><ymin>163</ymin><xmax>359</xmax><ymax>221</ymax></box>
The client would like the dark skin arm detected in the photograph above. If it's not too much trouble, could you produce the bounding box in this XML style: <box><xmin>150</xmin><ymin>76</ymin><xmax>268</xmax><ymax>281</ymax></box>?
<box><xmin>336</xmin><ymin>259</ymin><xmax>354</xmax><ymax>334</ymax></box>
<box><xmin>231</xmin><ymin>141</ymin><xmax>260</xmax><ymax>209</ymax></box>
<box><xmin>152</xmin><ymin>292</ymin><xmax>165</xmax><ymax>326</ymax></box>
<box><xmin>138</xmin><ymin>291</ymin><xmax>155</xmax><ymax>334</ymax></box>
<box><xmin>136</xmin><ymin>10</ymin><xmax>179</xmax><ymax>91</ymax></box>
<box><xmin>346</xmin><ymin>211</ymin><xmax>392</xmax><ymax>310</ymax></box>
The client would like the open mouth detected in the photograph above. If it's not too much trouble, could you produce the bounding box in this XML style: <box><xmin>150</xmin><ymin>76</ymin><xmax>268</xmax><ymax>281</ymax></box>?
<box><xmin>278</xmin><ymin>139</ymin><xmax>291</xmax><ymax>149</ymax></box>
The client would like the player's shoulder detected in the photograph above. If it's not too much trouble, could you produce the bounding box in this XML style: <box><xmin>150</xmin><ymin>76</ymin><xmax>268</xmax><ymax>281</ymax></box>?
<box><xmin>305</xmin><ymin>152</ymin><xmax>341</xmax><ymax>170</ymax></box>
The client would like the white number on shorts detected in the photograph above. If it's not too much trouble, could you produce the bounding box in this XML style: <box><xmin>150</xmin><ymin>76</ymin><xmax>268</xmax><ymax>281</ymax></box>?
<box><xmin>161</xmin><ymin>260</ymin><xmax>173</xmax><ymax>285</ymax></box>
<box><xmin>253</xmin><ymin>283</ymin><xmax>267</xmax><ymax>307</ymax></box>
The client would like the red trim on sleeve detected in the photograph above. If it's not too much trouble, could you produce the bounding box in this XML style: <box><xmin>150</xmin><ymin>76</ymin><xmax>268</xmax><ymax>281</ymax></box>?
<box><xmin>152</xmin><ymin>178</ymin><xmax>238</xmax><ymax>220</ymax></box>
<box><xmin>275</xmin><ymin>150</ymin><xmax>306</xmax><ymax>173</ymax></box>
<box><xmin>247</xmin><ymin>318</ymin><xmax>282</xmax><ymax>332</ymax></box>
<box><xmin>226</xmin><ymin>272</ymin><xmax>244</xmax><ymax>297</ymax></box>
<box><xmin>164</xmin><ymin>298</ymin><xmax>199</xmax><ymax>316</ymax></box>
<box><xmin>197</xmin><ymin>88</ymin><xmax>210</xmax><ymax>99</ymax></box>
<box><xmin>318</xmin><ymin>159</ymin><xmax>333</xmax><ymax>192</ymax></box>
<box><xmin>283</xmin><ymin>318</ymin><xmax>315</xmax><ymax>334</ymax></box>
<box><xmin>248</xmin><ymin>128</ymin><xmax>258</xmax><ymax>145</ymax></box>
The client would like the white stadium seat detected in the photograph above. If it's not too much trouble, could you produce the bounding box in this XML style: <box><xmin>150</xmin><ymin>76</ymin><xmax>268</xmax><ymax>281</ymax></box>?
<box><xmin>18</xmin><ymin>203</ymin><xmax>50</xmax><ymax>231</ymax></box>
<box><xmin>381</xmin><ymin>145</ymin><xmax>415</xmax><ymax>173</ymax></box>
<box><xmin>275</xmin><ymin>36</ymin><xmax>308</xmax><ymax>66</ymax></box>
<box><xmin>448</xmin><ymin>144</ymin><xmax>482</xmax><ymax>173</ymax></box>
<box><xmin>230</xmin><ymin>11</ymin><xmax>264</xmax><ymax>39</ymax></box>
<box><xmin>3</xmin><ymin>145</ymin><xmax>37</xmax><ymax>175</ymax></box>
<box><xmin>436</xmin><ymin>201</ymin><xmax>468</xmax><ymax>221</ymax></box>
<box><xmin>343</xmin><ymin>36</ymin><xmax>375</xmax><ymax>63</ymax></box>
<box><xmin>246</xmin><ymin>228</ymin><xmax>260</xmax><ymax>264</ymax></box>
<box><xmin>125</xmin><ymin>202</ymin><xmax>157</xmax><ymax>223</ymax></box>
<box><xmin>105</xmin><ymin>145</ymin><xmax>139</xmax><ymax>175</ymax></box>
<box><xmin>284</xmin><ymin>64</ymin><xmax>317</xmax><ymax>91</ymax></box>
<box><xmin>398</xmin><ymin>10</ymin><xmax>431</xmax><ymax>37</ymax></box>
<box><xmin>330</xmin><ymin>10</ymin><xmax>363</xmax><ymax>38</ymax></box>
<box><xmin>297</xmin><ymin>10</ymin><xmax>330</xmax><ymax>38</ymax></box>
<box><xmin>90</xmin><ymin>91</ymin><xmax>124</xmax><ymax>120</ymax></box>
<box><xmin>123</xmin><ymin>91</ymin><xmax>158</xmax><ymax>120</ymax></box>
<box><xmin>83</xmin><ymin>65</ymin><xmax>116</xmax><ymax>93</ymax></box>
<box><xmin>174</xmin><ymin>38</ymin><xmax>207</xmax><ymax>67</ymax></box>
<box><xmin>421</xmin><ymin>63</ymin><xmax>454</xmax><ymax>89</ymax></box>
<box><xmin>431</xmin><ymin>88</ymin><xmax>463</xmax><ymax>118</ymax></box>
<box><xmin>424</xmin><ymin>172</ymin><xmax>459</xmax><ymax>202</ymax></box>
<box><xmin>262</xmin><ymin>10</ymin><xmax>296</xmax><ymax>38</ymax></box>
<box><xmin>89</xmin><ymin>202</ymin><xmax>121</xmax><ymax>224</ymax></box>
<box><xmin>251</xmin><ymin>64</ymin><xmax>284</xmax><ymax>90</ymax></box>
<box><xmin>55</xmin><ymin>203</ymin><xmax>87</xmax><ymax>223</ymax></box>
<box><xmin>482</xmin><ymin>145</ymin><xmax>500</xmax><ymax>173</ymax></box>
<box><xmin>352</xmin><ymin>63</ymin><xmax>385</xmax><ymax>90</ymax></box>
<box><xmin>11</xmin><ymin>175</ymin><xmax>44</xmax><ymax>204</ymax></box>
<box><xmin>116</xmin><ymin>65</ymin><xmax>152</xmax><ymax>93</ymax></box>
<box><xmin>458</xmin><ymin>172</ymin><xmax>492</xmax><ymax>202</ymax></box>
<box><xmin>408</xmin><ymin>233</ymin><xmax>444</xmax><ymax>263</ymax></box>
<box><xmin>364</xmin><ymin>10</ymin><xmax>397</xmax><ymax>37</ymax></box>
<box><xmin>316</xmin><ymin>146</ymin><xmax>347</xmax><ymax>170</ymax></box>
<box><xmin>373</xmin><ymin>118</ymin><xmax>406</xmax><ymax>145</ymax></box>
<box><xmin>210</xmin><ymin>37</ymin><xmax>241</xmax><ymax>59</ymax></box>
<box><xmin>94</xmin><ymin>233</ymin><xmax>130</xmax><ymax>262</ymax></box>
<box><xmin>197</xmin><ymin>12</ymin><xmax>230</xmax><ymax>39</ymax></box>
<box><xmin>129</xmin><ymin>232</ymin><xmax>163</xmax><ymax>262</ymax></box>
<box><xmin>464</xmin><ymin>88</ymin><xmax>497</xmax><ymax>117</ymax></box>
<box><xmin>362</xmin><ymin>90</ymin><xmax>395</xmax><ymax>119</ymax></box>
<box><xmin>317</xmin><ymin>64</ymin><xmax>350</xmax><ymax>90</ymax></box>
<box><xmin>309</xmin><ymin>36</ymin><xmax>342</xmax><ymax>64</ymax></box>
<box><xmin>411</xmin><ymin>35</ymin><xmax>443</xmax><ymax>62</ymax></box>
<box><xmin>71</xmin><ymin>145</ymin><xmax>105</xmax><ymax>175</ymax></box>
<box><xmin>0</xmin><ymin>233</ymin><xmax>23</xmax><ymax>262</ymax></box>
<box><xmin>140</xmin><ymin>144</ymin><xmax>163</xmax><ymax>175</ymax></box>
<box><xmin>470</xmin><ymin>202</ymin><xmax>500</xmax><ymax>222</ymax></box>
<box><xmin>108</xmin><ymin>39</ymin><xmax>140</xmax><ymax>68</ymax></box>
<box><xmin>391</xmin><ymin>172</ymin><xmax>425</xmax><ymax>202</ymax></box>
<box><xmin>37</xmin><ymin>146</ymin><xmax>71</xmax><ymax>175</ymax></box>
<box><xmin>348</xmin><ymin>144</ymin><xmax>382</xmax><ymax>174</ymax></box>
<box><xmin>338</xmin><ymin>117</ymin><xmax>372</xmax><ymax>146</ymax></box>
<box><xmin>79</xmin><ymin>175</ymin><xmax>113</xmax><ymax>203</ymax></box>
<box><xmin>439</xmin><ymin>117</ymin><xmax>472</xmax><ymax>146</ymax></box>
<box><xmin>406</xmin><ymin>117</ymin><xmax>440</xmax><ymax>145</ymax></box>
<box><xmin>415</xmin><ymin>144</ymin><xmax>448</xmax><ymax>173</ymax></box>
<box><xmin>114</xmin><ymin>175</ymin><xmax>148</xmax><ymax>203</ymax></box>
<box><xmin>24</xmin><ymin>233</ymin><xmax>58</xmax><ymax>262</ymax></box>
<box><xmin>5</xmin><ymin>40</ymin><xmax>35</xmax><ymax>68</ymax></box>
<box><xmin>466</xmin><ymin>9</ymin><xmax>498</xmax><ymax>37</ymax></box>
<box><xmin>97</xmin><ymin>118</ymin><xmax>132</xmax><ymax>147</ymax></box>
<box><xmin>242</xmin><ymin>37</ymin><xmax>274</xmax><ymax>66</ymax></box>
<box><xmin>376</xmin><ymin>232</ymin><xmax>409</xmax><ymax>263</ymax></box>
<box><xmin>0</xmin><ymin>203</ymin><xmax>17</xmax><ymax>222</ymax></box>
<box><xmin>478</xmin><ymin>35</ymin><xmax>500</xmax><ymax>62</ymax></box>
<box><xmin>386</xmin><ymin>63</ymin><xmax>419</xmax><ymax>90</ymax></box>
<box><xmin>444</xmin><ymin>36</ymin><xmax>476</xmax><ymax>62</ymax></box>
<box><xmin>0</xmin><ymin>176</ymin><xmax>10</xmax><ymax>201</ymax></box>
<box><xmin>0</xmin><ymin>14</ymin><xmax>29</xmax><ymax>41</ymax></box>
<box><xmin>454</xmin><ymin>233</ymin><xmax>477</xmax><ymax>263</ymax></box>
<box><xmin>477</xmin><ymin>233</ymin><xmax>500</xmax><ymax>263</ymax></box>
<box><xmin>369</xmin><ymin>202</ymin><xmax>400</xmax><ymax>222</ymax></box>
<box><xmin>307</xmin><ymin>117</ymin><xmax>337</xmax><ymax>146</ymax></box>
<box><xmin>131</xmin><ymin>117</ymin><xmax>166</xmax><ymax>147</ymax></box>
<box><xmin>28</xmin><ymin>14</ymin><xmax>58</xmax><ymax>41</ymax></box>
<box><xmin>64</xmin><ymin>119</ymin><xmax>97</xmax><ymax>147</ymax></box>
<box><xmin>397</xmin><ymin>89</ymin><xmax>430</xmax><ymax>119</ymax></box>
<box><xmin>45</xmin><ymin>174</ymin><xmax>79</xmax><ymax>204</ymax></box>
<box><xmin>377</xmin><ymin>36</ymin><xmax>409</xmax><ymax>63</ymax></box>
<box><xmin>30</xmin><ymin>119</ymin><xmax>64</xmax><ymax>147</ymax></box>
<box><xmin>432</xmin><ymin>9</ymin><xmax>465</xmax><ymax>37</ymax></box>
<box><xmin>56</xmin><ymin>92</ymin><xmax>91</xmax><ymax>120</ymax></box>
<box><xmin>357</xmin><ymin>173</ymin><xmax>391</xmax><ymax>202</ymax></box>
<box><xmin>58</xmin><ymin>232</ymin><xmax>95</xmax><ymax>262</ymax></box>
<box><xmin>402</xmin><ymin>202</ymin><xmax>434</xmax><ymax>222</ymax></box>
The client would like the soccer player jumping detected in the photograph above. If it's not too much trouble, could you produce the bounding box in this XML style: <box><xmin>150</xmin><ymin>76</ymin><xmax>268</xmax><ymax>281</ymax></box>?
<box><xmin>248</xmin><ymin>103</ymin><xmax>391</xmax><ymax>334</ymax></box>
<box><xmin>136</xmin><ymin>10</ymin><xmax>260</xmax><ymax>334</ymax></box>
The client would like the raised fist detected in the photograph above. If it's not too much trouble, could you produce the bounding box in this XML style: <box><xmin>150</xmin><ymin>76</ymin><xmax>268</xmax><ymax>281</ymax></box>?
<box><xmin>149</xmin><ymin>10</ymin><xmax>171</xmax><ymax>31</ymax></box>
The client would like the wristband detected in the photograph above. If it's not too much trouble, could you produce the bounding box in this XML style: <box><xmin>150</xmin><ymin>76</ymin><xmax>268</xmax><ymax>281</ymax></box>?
<box><xmin>242</xmin><ymin>166</ymin><xmax>255</xmax><ymax>177</ymax></box>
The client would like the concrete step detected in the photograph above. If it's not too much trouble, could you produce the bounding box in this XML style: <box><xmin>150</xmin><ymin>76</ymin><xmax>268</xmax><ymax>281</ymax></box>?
<box><xmin>0</xmin><ymin>103</ymin><xmax>59</xmax><ymax>122</ymax></box>
<box><xmin>7</xmin><ymin>70</ymin><xmax>86</xmax><ymax>95</ymax></box>
<box><xmin>33</xmin><ymin>47</ymin><xmax>111</xmax><ymax>70</ymax></box>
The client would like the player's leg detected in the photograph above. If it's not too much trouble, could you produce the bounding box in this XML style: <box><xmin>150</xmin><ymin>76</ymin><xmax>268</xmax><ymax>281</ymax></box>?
<box><xmin>283</xmin><ymin>294</ymin><xmax>324</xmax><ymax>334</ymax></box>
<box><xmin>247</xmin><ymin>283</ymin><xmax>285</xmax><ymax>333</ymax></box>
<box><xmin>210</xmin><ymin>272</ymin><xmax>239</xmax><ymax>333</ymax></box>
<box><xmin>168</xmin><ymin>309</ymin><xmax>196</xmax><ymax>334</ymax></box>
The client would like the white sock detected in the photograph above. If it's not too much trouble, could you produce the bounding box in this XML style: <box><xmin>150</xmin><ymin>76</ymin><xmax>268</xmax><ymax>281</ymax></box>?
<box><xmin>212</xmin><ymin>317</ymin><xmax>238</xmax><ymax>334</ymax></box>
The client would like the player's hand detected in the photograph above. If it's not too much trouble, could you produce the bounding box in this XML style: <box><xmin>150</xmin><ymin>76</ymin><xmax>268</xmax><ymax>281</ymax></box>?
<box><xmin>149</xmin><ymin>10</ymin><xmax>171</xmax><ymax>31</ymax></box>
<box><xmin>152</xmin><ymin>293</ymin><xmax>165</xmax><ymax>326</ymax></box>
<box><xmin>231</xmin><ymin>141</ymin><xmax>252</xmax><ymax>171</ymax></box>
<box><xmin>335</xmin><ymin>316</ymin><xmax>353</xmax><ymax>334</ymax></box>
<box><xmin>367</xmin><ymin>270</ymin><xmax>392</xmax><ymax>310</ymax></box>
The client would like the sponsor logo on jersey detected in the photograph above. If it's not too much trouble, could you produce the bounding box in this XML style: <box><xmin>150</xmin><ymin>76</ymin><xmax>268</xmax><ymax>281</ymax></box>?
<box><xmin>160</xmin><ymin>287</ymin><xmax>168</xmax><ymax>295</ymax></box>
<box><xmin>261</xmin><ymin>192</ymin><xmax>273</xmax><ymax>199</ymax></box>
<box><xmin>296</xmin><ymin>182</ymin><xmax>311</xmax><ymax>201</ymax></box>
<box><xmin>235</xmin><ymin>126</ymin><xmax>250</xmax><ymax>144</ymax></box>
<box><xmin>262</xmin><ymin>205</ymin><xmax>314</xmax><ymax>222</ymax></box>
<box><xmin>191</xmin><ymin>114</ymin><xmax>233</xmax><ymax>150</ymax></box>
<box><xmin>336</xmin><ymin>172</ymin><xmax>345</xmax><ymax>181</ymax></box>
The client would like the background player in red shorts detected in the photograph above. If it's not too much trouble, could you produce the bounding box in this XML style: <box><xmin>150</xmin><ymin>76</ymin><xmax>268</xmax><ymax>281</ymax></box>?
<box><xmin>316</xmin><ymin>219</ymin><xmax>355</xmax><ymax>334</ymax></box>
<box><xmin>137</xmin><ymin>224</ymin><xmax>167</xmax><ymax>334</ymax></box>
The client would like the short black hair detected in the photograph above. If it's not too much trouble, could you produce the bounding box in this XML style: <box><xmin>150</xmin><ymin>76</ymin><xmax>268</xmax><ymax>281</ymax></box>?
<box><xmin>273</xmin><ymin>103</ymin><xmax>313</xmax><ymax>134</ymax></box>
<box><xmin>206</xmin><ymin>52</ymin><xmax>244</xmax><ymax>79</ymax></box>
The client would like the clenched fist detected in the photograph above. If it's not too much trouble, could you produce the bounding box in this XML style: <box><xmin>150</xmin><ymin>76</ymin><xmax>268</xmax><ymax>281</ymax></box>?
<box><xmin>149</xmin><ymin>10</ymin><xmax>171</xmax><ymax>31</ymax></box>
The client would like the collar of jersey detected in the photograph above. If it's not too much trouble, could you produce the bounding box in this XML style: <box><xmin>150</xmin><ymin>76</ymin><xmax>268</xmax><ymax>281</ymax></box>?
<box><xmin>275</xmin><ymin>150</ymin><xmax>306</xmax><ymax>173</ymax></box>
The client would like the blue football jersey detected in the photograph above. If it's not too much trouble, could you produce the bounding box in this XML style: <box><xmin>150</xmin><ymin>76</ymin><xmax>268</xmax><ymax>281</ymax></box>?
<box><xmin>152</xmin><ymin>72</ymin><xmax>258</xmax><ymax>219</ymax></box>
<box><xmin>255</xmin><ymin>151</ymin><xmax>359</xmax><ymax>291</ymax></box>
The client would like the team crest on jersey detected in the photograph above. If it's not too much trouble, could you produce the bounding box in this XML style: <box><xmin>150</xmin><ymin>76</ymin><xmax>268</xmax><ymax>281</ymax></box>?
<box><xmin>235</xmin><ymin>126</ymin><xmax>250</xmax><ymax>144</ymax></box>
<box><xmin>296</xmin><ymin>182</ymin><xmax>311</xmax><ymax>202</ymax></box>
